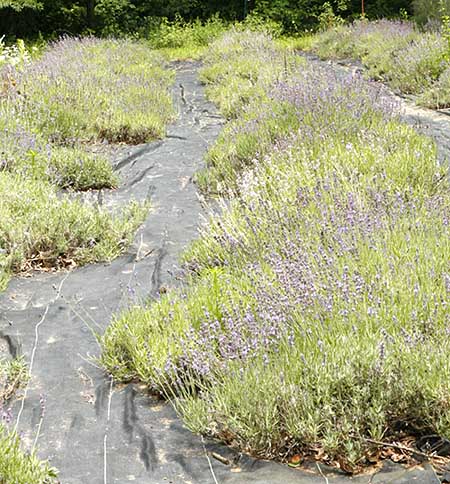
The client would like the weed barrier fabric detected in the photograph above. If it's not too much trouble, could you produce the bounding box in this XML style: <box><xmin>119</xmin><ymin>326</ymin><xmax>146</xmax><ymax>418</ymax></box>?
<box><xmin>0</xmin><ymin>62</ymin><xmax>443</xmax><ymax>484</ymax></box>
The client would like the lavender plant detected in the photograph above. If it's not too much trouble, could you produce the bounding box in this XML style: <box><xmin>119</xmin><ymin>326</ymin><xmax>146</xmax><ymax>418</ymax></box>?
<box><xmin>420</xmin><ymin>64</ymin><xmax>450</xmax><ymax>107</ymax></box>
<box><xmin>1</xmin><ymin>37</ymin><xmax>174</xmax><ymax>190</ymax></box>
<box><xmin>0</xmin><ymin>422</ymin><xmax>56</xmax><ymax>483</ymax></box>
<box><xmin>0</xmin><ymin>115</ymin><xmax>117</xmax><ymax>190</ymax></box>
<box><xmin>310</xmin><ymin>19</ymin><xmax>417</xmax><ymax>69</ymax></box>
<box><xmin>199</xmin><ymin>28</ymin><xmax>302</xmax><ymax>119</ymax></box>
<box><xmin>309</xmin><ymin>20</ymin><xmax>450</xmax><ymax>104</ymax></box>
<box><xmin>0</xmin><ymin>357</ymin><xmax>28</xmax><ymax>409</ymax></box>
<box><xmin>13</xmin><ymin>37</ymin><xmax>174</xmax><ymax>144</ymax></box>
<box><xmin>101</xmin><ymin>29</ymin><xmax>450</xmax><ymax>470</ymax></box>
<box><xmin>385</xmin><ymin>33</ymin><xmax>446</xmax><ymax>94</ymax></box>
<box><xmin>200</xmin><ymin>52</ymin><xmax>439</xmax><ymax>193</ymax></box>
<box><xmin>0</xmin><ymin>171</ymin><xmax>148</xmax><ymax>290</ymax></box>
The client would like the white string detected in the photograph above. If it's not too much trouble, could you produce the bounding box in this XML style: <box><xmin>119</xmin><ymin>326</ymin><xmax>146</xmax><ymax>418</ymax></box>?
<box><xmin>201</xmin><ymin>435</ymin><xmax>219</xmax><ymax>484</ymax></box>
<box><xmin>316</xmin><ymin>462</ymin><xmax>329</xmax><ymax>484</ymax></box>
<box><xmin>14</xmin><ymin>304</ymin><xmax>49</xmax><ymax>432</ymax></box>
<box><xmin>15</xmin><ymin>271</ymin><xmax>69</xmax><ymax>435</ymax></box>
<box><xmin>103</xmin><ymin>376</ymin><xmax>114</xmax><ymax>484</ymax></box>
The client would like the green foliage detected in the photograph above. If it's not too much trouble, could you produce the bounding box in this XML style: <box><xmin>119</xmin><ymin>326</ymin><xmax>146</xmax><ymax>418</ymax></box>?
<box><xmin>199</xmin><ymin>25</ymin><xmax>442</xmax><ymax>192</ymax></box>
<box><xmin>253</xmin><ymin>0</ymin><xmax>325</xmax><ymax>31</ymax></box>
<box><xmin>0</xmin><ymin>0</ymin><xmax>413</xmax><ymax>39</ymax></box>
<box><xmin>310</xmin><ymin>20</ymin><xmax>418</xmax><ymax>67</ymax></box>
<box><xmin>0</xmin><ymin>0</ymin><xmax>42</xmax><ymax>10</ymax></box>
<box><xmin>94</xmin><ymin>0</ymin><xmax>135</xmax><ymax>35</ymax></box>
<box><xmin>0</xmin><ymin>424</ymin><xmax>58</xmax><ymax>483</ymax></box>
<box><xmin>440</xmin><ymin>0</ymin><xmax>450</xmax><ymax>62</ymax></box>
<box><xmin>413</xmin><ymin>0</ymin><xmax>450</xmax><ymax>26</ymax></box>
<box><xmin>241</xmin><ymin>12</ymin><xmax>284</xmax><ymax>36</ymax></box>
<box><xmin>149</xmin><ymin>14</ymin><xmax>222</xmax><ymax>48</ymax></box>
<box><xmin>146</xmin><ymin>14</ymin><xmax>228</xmax><ymax>60</ymax></box>
<box><xmin>252</xmin><ymin>0</ymin><xmax>411</xmax><ymax>31</ymax></box>
<box><xmin>317</xmin><ymin>2</ymin><xmax>345</xmax><ymax>30</ymax></box>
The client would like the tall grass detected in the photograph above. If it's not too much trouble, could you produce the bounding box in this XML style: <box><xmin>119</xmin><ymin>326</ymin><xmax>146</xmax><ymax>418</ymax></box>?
<box><xmin>101</xmin><ymin>29</ymin><xmax>449</xmax><ymax>471</ymax></box>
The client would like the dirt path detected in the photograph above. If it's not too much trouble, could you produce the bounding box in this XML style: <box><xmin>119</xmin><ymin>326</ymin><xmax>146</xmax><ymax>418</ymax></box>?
<box><xmin>0</xmin><ymin>61</ymin><xmax>444</xmax><ymax>484</ymax></box>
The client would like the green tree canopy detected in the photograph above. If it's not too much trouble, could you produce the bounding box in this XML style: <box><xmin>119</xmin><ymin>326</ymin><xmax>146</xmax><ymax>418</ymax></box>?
<box><xmin>0</xmin><ymin>0</ymin><xmax>42</xmax><ymax>10</ymax></box>
<box><xmin>0</xmin><ymin>0</ymin><xmax>414</xmax><ymax>38</ymax></box>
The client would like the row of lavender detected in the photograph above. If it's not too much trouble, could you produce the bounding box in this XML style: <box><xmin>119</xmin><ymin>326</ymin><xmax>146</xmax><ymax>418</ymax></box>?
<box><xmin>0</xmin><ymin>37</ymin><xmax>176</xmax><ymax>291</ymax></box>
<box><xmin>1</xmin><ymin>37</ymin><xmax>174</xmax><ymax>190</ymax></box>
<box><xmin>101</xmin><ymin>30</ymin><xmax>449</xmax><ymax>471</ymax></box>
<box><xmin>310</xmin><ymin>19</ymin><xmax>450</xmax><ymax>109</ymax></box>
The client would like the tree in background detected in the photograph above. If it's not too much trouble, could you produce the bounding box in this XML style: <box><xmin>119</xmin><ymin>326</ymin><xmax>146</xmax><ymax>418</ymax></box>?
<box><xmin>0</xmin><ymin>0</ymin><xmax>414</xmax><ymax>38</ymax></box>
<box><xmin>1</xmin><ymin>0</ymin><xmax>92</xmax><ymax>37</ymax></box>
<box><xmin>252</xmin><ymin>0</ymin><xmax>411</xmax><ymax>31</ymax></box>
<box><xmin>413</xmin><ymin>0</ymin><xmax>450</xmax><ymax>25</ymax></box>
<box><xmin>347</xmin><ymin>0</ymin><xmax>411</xmax><ymax>18</ymax></box>
<box><xmin>0</xmin><ymin>0</ymin><xmax>41</xmax><ymax>9</ymax></box>
<box><xmin>0</xmin><ymin>0</ymin><xmax>244</xmax><ymax>38</ymax></box>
